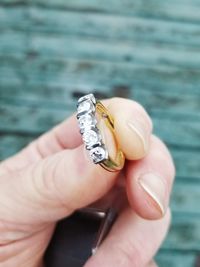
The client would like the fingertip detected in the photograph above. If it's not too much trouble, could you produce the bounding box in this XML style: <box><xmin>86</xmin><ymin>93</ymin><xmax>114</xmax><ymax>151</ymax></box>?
<box><xmin>104</xmin><ymin>98</ymin><xmax>153</xmax><ymax>160</ymax></box>
<box><xmin>125</xmin><ymin>136</ymin><xmax>175</xmax><ymax>220</ymax></box>
<box><xmin>126</xmin><ymin>171</ymin><xmax>166</xmax><ymax>220</ymax></box>
<box><xmin>115</xmin><ymin>115</ymin><xmax>151</xmax><ymax>160</ymax></box>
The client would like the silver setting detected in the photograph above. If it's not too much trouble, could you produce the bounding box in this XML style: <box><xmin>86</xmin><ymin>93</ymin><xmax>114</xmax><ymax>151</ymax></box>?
<box><xmin>78</xmin><ymin>93</ymin><xmax>96</xmax><ymax>105</ymax></box>
<box><xmin>77</xmin><ymin>94</ymin><xmax>108</xmax><ymax>164</ymax></box>
<box><xmin>90</xmin><ymin>146</ymin><xmax>108</xmax><ymax>164</ymax></box>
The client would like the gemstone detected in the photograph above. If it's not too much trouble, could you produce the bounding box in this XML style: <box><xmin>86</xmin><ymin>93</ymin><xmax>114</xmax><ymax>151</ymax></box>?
<box><xmin>77</xmin><ymin>100</ymin><xmax>93</xmax><ymax>114</ymax></box>
<box><xmin>78</xmin><ymin>94</ymin><xmax>96</xmax><ymax>105</ymax></box>
<box><xmin>83</xmin><ymin>129</ymin><xmax>100</xmax><ymax>148</ymax></box>
<box><xmin>89</xmin><ymin>146</ymin><xmax>107</xmax><ymax>163</ymax></box>
<box><xmin>78</xmin><ymin>114</ymin><xmax>95</xmax><ymax>130</ymax></box>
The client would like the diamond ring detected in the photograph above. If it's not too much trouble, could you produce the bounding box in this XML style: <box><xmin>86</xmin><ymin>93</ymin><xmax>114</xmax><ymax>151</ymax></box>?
<box><xmin>76</xmin><ymin>94</ymin><xmax>125</xmax><ymax>172</ymax></box>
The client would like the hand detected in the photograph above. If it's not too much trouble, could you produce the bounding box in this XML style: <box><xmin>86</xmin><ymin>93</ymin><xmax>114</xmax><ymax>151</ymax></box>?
<box><xmin>0</xmin><ymin>98</ymin><xmax>175</xmax><ymax>267</ymax></box>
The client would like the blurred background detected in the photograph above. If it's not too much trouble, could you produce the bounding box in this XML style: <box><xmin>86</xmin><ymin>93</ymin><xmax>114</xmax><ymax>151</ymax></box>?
<box><xmin>0</xmin><ymin>0</ymin><xmax>200</xmax><ymax>266</ymax></box>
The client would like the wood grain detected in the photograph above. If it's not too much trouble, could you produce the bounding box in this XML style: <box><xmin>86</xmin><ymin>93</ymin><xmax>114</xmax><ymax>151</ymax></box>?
<box><xmin>1</xmin><ymin>0</ymin><xmax>199</xmax><ymax>24</ymax></box>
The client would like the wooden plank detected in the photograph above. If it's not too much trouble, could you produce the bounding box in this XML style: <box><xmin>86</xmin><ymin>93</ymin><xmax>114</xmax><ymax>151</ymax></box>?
<box><xmin>1</xmin><ymin>84</ymin><xmax>200</xmax><ymax>115</ymax></box>
<box><xmin>26</xmin><ymin>8</ymin><xmax>200</xmax><ymax>48</ymax></box>
<box><xmin>0</xmin><ymin>32</ymin><xmax>27</xmax><ymax>56</ymax></box>
<box><xmin>172</xmin><ymin>183</ymin><xmax>200</xmax><ymax>214</ymax></box>
<box><xmin>17</xmin><ymin>0</ymin><xmax>200</xmax><ymax>24</ymax></box>
<box><xmin>152</xmin><ymin>115</ymin><xmax>200</xmax><ymax>148</ymax></box>
<box><xmin>0</xmin><ymin>102</ymin><xmax>71</xmax><ymax>134</ymax></box>
<box><xmin>0</xmin><ymin>0</ymin><xmax>25</xmax><ymax>4</ymax></box>
<box><xmin>1</xmin><ymin>7</ymin><xmax>200</xmax><ymax>48</ymax></box>
<box><xmin>1</xmin><ymin>55</ymin><xmax>200</xmax><ymax>94</ymax></box>
<box><xmin>164</xmin><ymin>214</ymin><xmax>200</xmax><ymax>250</ymax></box>
<box><xmin>0</xmin><ymin>56</ymin><xmax>26</xmax><ymax>86</ymax></box>
<box><xmin>133</xmin><ymin>89</ymin><xmax>200</xmax><ymax>112</ymax></box>
<box><xmin>0</xmin><ymin>7</ymin><xmax>27</xmax><ymax>31</ymax></box>
<box><xmin>27</xmin><ymin>34</ymin><xmax>200</xmax><ymax>69</ymax></box>
<box><xmin>156</xmin><ymin>251</ymin><xmax>196</xmax><ymax>267</ymax></box>
<box><xmin>1</xmin><ymin>31</ymin><xmax>200</xmax><ymax>68</ymax></box>
<box><xmin>172</xmin><ymin>150</ymin><xmax>200</xmax><ymax>180</ymax></box>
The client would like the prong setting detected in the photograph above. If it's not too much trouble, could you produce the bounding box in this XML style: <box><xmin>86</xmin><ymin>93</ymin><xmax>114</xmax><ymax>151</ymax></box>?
<box><xmin>77</xmin><ymin>94</ymin><xmax>108</xmax><ymax>164</ymax></box>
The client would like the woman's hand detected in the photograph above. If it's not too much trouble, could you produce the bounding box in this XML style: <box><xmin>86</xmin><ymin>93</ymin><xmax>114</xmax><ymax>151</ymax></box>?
<box><xmin>0</xmin><ymin>98</ymin><xmax>175</xmax><ymax>267</ymax></box>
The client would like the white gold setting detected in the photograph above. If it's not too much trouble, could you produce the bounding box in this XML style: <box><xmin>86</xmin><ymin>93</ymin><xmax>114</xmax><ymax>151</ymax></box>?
<box><xmin>77</xmin><ymin>94</ymin><xmax>108</xmax><ymax>164</ymax></box>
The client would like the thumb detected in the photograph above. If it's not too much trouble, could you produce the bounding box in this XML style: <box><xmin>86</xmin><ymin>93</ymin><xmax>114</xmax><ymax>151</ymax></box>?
<box><xmin>0</xmin><ymin>145</ymin><xmax>118</xmax><ymax>225</ymax></box>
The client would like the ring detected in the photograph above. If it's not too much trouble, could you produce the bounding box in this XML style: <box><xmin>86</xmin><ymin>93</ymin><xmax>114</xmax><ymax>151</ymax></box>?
<box><xmin>76</xmin><ymin>94</ymin><xmax>125</xmax><ymax>172</ymax></box>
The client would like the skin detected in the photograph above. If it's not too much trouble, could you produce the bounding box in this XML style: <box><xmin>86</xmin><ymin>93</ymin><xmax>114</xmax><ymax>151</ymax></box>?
<box><xmin>0</xmin><ymin>98</ymin><xmax>175</xmax><ymax>267</ymax></box>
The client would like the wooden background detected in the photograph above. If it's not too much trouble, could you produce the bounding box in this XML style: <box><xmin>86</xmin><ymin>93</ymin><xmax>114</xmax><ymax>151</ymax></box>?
<box><xmin>0</xmin><ymin>1</ymin><xmax>200</xmax><ymax>266</ymax></box>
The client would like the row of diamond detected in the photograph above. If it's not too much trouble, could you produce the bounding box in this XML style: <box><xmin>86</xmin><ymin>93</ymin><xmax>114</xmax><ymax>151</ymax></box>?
<box><xmin>77</xmin><ymin>94</ymin><xmax>108</xmax><ymax>164</ymax></box>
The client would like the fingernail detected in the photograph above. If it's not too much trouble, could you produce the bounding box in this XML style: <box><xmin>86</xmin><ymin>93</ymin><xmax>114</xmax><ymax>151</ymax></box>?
<box><xmin>127</xmin><ymin>120</ymin><xmax>149</xmax><ymax>153</ymax></box>
<box><xmin>138</xmin><ymin>173</ymin><xmax>167</xmax><ymax>215</ymax></box>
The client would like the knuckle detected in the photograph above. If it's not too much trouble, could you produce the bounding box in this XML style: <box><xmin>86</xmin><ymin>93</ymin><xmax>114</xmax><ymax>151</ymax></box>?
<box><xmin>30</xmin><ymin>155</ymin><xmax>72</xmax><ymax>214</ymax></box>
<box><xmin>44</xmin><ymin>154</ymin><xmax>74</xmax><ymax>214</ymax></box>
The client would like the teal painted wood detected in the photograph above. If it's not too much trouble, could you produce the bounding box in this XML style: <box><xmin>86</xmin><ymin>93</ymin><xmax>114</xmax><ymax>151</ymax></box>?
<box><xmin>0</xmin><ymin>1</ymin><xmax>200</xmax><ymax>266</ymax></box>
<box><xmin>4</xmin><ymin>0</ymin><xmax>200</xmax><ymax>24</ymax></box>
<box><xmin>0</xmin><ymin>38</ymin><xmax>199</xmax><ymax>71</ymax></box>
<box><xmin>1</xmin><ymin>7</ymin><xmax>200</xmax><ymax>48</ymax></box>
<box><xmin>16</xmin><ymin>34</ymin><xmax>200</xmax><ymax>68</ymax></box>
<box><xmin>156</xmin><ymin>251</ymin><xmax>197</xmax><ymax>267</ymax></box>
<box><xmin>1</xmin><ymin>84</ymin><xmax>200</xmax><ymax>114</ymax></box>
<box><xmin>163</xmin><ymin>215</ymin><xmax>200</xmax><ymax>250</ymax></box>
<box><xmin>1</xmin><ymin>57</ymin><xmax>200</xmax><ymax>96</ymax></box>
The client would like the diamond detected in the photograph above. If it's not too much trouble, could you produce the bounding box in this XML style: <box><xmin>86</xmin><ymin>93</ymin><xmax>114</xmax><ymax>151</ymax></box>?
<box><xmin>89</xmin><ymin>146</ymin><xmax>107</xmax><ymax>163</ymax></box>
<box><xmin>78</xmin><ymin>114</ymin><xmax>95</xmax><ymax>131</ymax></box>
<box><xmin>78</xmin><ymin>94</ymin><xmax>96</xmax><ymax>105</ymax></box>
<box><xmin>77</xmin><ymin>100</ymin><xmax>93</xmax><ymax>114</ymax></box>
<box><xmin>83</xmin><ymin>129</ymin><xmax>100</xmax><ymax>148</ymax></box>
